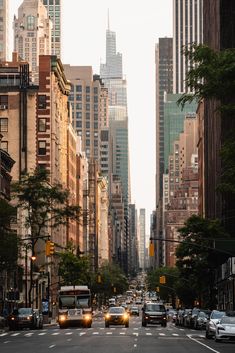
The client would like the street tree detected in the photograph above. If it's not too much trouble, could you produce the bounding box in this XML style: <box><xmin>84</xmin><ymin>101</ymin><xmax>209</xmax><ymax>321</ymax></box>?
<box><xmin>58</xmin><ymin>243</ymin><xmax>91</xmax><ymax>285</ymax></box>
<box><xmin>12</xmin><ymin>168</ymin><xmax>83</xmax><ymax>246</ymax></box>
<box><xmin>175</xmin><ymin>215</ymin><xmax>229</xmax><ymax>308</ymax></box>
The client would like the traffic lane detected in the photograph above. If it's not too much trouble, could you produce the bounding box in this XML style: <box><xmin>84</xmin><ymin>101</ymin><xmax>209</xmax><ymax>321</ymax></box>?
<box><xmin>188</xmin><ymin>334</ymin><xmax>235</xmax><ymax>353</ymax></box>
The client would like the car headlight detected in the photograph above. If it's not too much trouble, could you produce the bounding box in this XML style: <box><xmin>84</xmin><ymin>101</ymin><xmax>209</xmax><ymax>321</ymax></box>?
<box><xmin>123</xmin><ymin>313</ymin><xmax>129</xmax><ymax>320</ymax></box>
<box><xmin>105</xmin><ymin>314</ymin><xmax>110</xmax><ymax>319</ymax></box>
<box><xmin>59</xmin><ymin>315</ymin><xmax>66</xmax><ymax>322</ymax></box>
<box><xmin>11</xmin><ymin>317</ymin><xmax>15</xmax><ymax>321</ymax></box>
<box><xmin>85</xmin><ymin>314</ymin><xmax>91</xmax><ymax>321</ymax></box>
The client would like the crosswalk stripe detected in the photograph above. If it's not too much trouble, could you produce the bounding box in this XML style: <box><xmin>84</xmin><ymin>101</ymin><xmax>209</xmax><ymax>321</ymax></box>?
<box><xmin>146</xmin><ymin>333</ymin><xmax>152</xmax><ymax>336</ymax></box>
<box><xmin>106</xmin><ymin>332</ymin><xmax>112</xmax><ymax>335</ymax></box>
<box><xmin>11</xmin><ymin>333</ymin><xmax>20</xmax><ymax>336</ymax></box>
<box><xmin>159</xmin><ymin>333</ymin><xmax>165</xmax><ymax>336</ymax></box>
<box><xmin>38</xmin><ymin>332</ymin><xmax>46</xmax><ymax>336</ymax></box>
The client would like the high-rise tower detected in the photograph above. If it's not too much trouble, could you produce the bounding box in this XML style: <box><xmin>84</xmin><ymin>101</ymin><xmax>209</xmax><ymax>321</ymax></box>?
<box><xmin>42</xmin><ymin>0</ymin><xmax>61</xmax><ymax>57</ymax></box>
<box><xmin>173</xmin><ymin>0</ymin><xmax>203</xmax><ymax>93</ymax></box>
<box><xmin>13</xmin><ymin>0</ymin><xmax>52</xmax><ymax>82</ymax></box>
<box><xmin>0</xmin><ymin>0</ymin><xmax>8</xmax><ymax>61</ymax></box>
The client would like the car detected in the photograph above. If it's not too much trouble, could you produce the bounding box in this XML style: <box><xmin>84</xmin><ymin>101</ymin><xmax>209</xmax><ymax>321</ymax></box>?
<box><xmin>129</xmin><ymin>306</ymin><xmax>139</xmax><ymax>316</ymax></box>
<box><xmin>193</xmin><ymin>310</ymin><xmax>210</xmax><ymax>330</ymax></box>
<box><xmin>135</xmin><ymin>299</ymin><xmax>142</xmax><ymax>305</ymax></box>
<box><xmin>8</xmin><ymin>307</ymin><xmax>37</xmax><ymax>330</ymax></box>
<box><xmin>34</xmin><ymin>309</ymin><xmax>43</xmax><ymax>329</ymax></box>
<box><xmin>205</xmin><ymin>310</ymin><xmax>225</xmax><ymax>338</ymax></box>
<box><xmin>215</xmin><ymin>315</ymin><xmax>235</xmax><ymax>342</ymax></box>
<box><xmin>104</xmin><ymin>306</ymin><xmax>129</xmax><ymax>328</ymax></box>
<box><xmin>142</xmin><ymin>302</ymin><xmax>167</xmax><ymax>327</ymax></box>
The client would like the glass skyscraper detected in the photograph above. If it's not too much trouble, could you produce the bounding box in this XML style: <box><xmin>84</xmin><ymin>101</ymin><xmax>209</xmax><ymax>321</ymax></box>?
<box><xmin>42</xmin><ymin>0</ymin><xmax>61</xmax><ymax>57</ymax></box>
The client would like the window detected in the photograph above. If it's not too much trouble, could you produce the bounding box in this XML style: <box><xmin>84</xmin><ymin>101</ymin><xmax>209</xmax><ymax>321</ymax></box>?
<box><xmin>94</xmin><ymin>95</ymin><xmax>98</xmax><ymax>103</ymax></box>
<box><xmin>38</xmin><ymin>95</ymin><xmax>47</xmax><ymax>109</ymax></box>
<box><xmin>86</xmin><ymin>95</ymin><xmax>90</xmax><ymax>102</ymax></box>
<box><xmin>76</xmin><ymin>103</ymin><xmax>82</xmax><ymax>110</ymax></box>
<box><xmin>86</xmin><ymin>122</ymin><xmax>90</xmax><ymax>128</ymax></box>
<box><xmin>94</xmin><ymin>87</ymin><xmax>98</xmax><ymax>94</ymax></box>
<box><xmin>0</xmin><ymin>95</ymin><xmax>8</xmax><ymax>108</ymax></box>
<box><xmin>76</xmin><ymin>121</ymin><xmax>82</xmax><ymax>128</ymax></box>
<box><xmin>0</xmin><ymin>118</ymin><xmax>7</xmax><ymax>132</ymax></box>
<box><xmin>86</xmin><ymin>113</ymin><xmax>90</xmax><ymax>120</ymax></box>
<box><xmin>86</xmin><ymin>86</ymin><xmax>90</xmax><ymax>93</ymax></box>
<box><xmin>86</xmin><ymin>104</ymin><xmax>90</xmax><ymax>111</ymax></box>
<box><xmin>38</xmin><ymin>141</ymin><xmax>46</xmax><ymax>155</ymax></box>
<box><xmin>76</xmin><ymin>112</ymin><xmax>82</xmax><ymax>119</ymax></box>
<box><xmin>77</xmin><ymin>94</ymin><xmax>82</xmax><ymax>101</ymax></box>
<box><xmin>94</xmin><ymin>113</ymin><xmax>98</xmax><ymax>121</ymax></box>
<box><xmin>1</xmin><ymin>141</ymin><xmax>8</xmax><ymax>152</ymax></box>
<box><xmin>86</xmin><ymin>139</ymin><xmax>90</xmax><ymax>146</ymax></box>
<box><xmin>27</xmin><ymin>15</ymin><xmax>35</xmax><ymax>30</ymax></box>
<box><xmin>38</xmin><ymin>118</ymin><xmax>46</xmax><ymax>132</ymax></box>
<box><xmin>94</xmin><ymin>104</ymin><xmax>98</xmax><ymax>112</ymax></box>
<box><xmin>76</xmin><ymin>85</ymin><xmax>82</xmax><ymax>92</ymax></box>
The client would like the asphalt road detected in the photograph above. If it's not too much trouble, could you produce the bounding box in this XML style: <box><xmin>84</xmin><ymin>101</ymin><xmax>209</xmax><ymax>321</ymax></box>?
<box><xmin>0</xmin><ymin>315</ymin><xmax>234</xmax><ymax>353</ymax></box>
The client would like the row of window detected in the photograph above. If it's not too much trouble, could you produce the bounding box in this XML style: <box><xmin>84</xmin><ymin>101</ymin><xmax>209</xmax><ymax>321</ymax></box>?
<box><xmin>69</xmin><ymin>94</ymin><xmax>99</xmax><ymax>103</ymax></box>
<box><xmin>71</xmin><ymin>85</ymin><xmax>98</xmax><ymax>94</ymax></box>
<box><xmin>0</xmin><ymin>117</ymin><xmax>47</xmax><ymax>133</ymax></box>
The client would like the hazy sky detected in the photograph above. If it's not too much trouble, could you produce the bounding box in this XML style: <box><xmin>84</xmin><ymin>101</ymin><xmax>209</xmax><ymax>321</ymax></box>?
<box><xmin>10</xmin><ymin>0</ymin><xmax>173</xmax><ymax>231</ymax></box>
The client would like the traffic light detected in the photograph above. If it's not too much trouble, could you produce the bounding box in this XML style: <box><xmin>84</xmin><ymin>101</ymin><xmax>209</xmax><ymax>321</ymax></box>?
<box><xmin>97</xmin><ymin>273</ymin><xmax>102</xmax><ymax>283</ymax></box>
<box><xmin>159</xmin><ymin>275</ymin><xmax>166</xmax><ymax>284</ymax></box>
<box><xmin>156</xmin><ymin>286</ymin><xmax>160</xmax><ymax>293</ymax></box>
<box><xmin>149</xmin><ymin>241</ymin><xmax>154</xmax><ymax>257</ymax></box>
<box><xmin>46</xmin><ymin>240</ymin><xmax>55</xmax><ymax>256</ymax></box>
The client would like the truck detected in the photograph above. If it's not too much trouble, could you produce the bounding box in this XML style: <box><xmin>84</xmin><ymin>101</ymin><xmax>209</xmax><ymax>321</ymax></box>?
<box><xmin>58</xmin><ymin>285</ymin><xmax>92</xmax><ymax>328</ymax></box>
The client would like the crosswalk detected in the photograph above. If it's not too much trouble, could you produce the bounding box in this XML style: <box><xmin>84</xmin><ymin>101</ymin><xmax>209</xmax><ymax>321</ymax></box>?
<box><xmin>0</xmin><ymin>327</ymin><xmax>206</xmax><ymax>339</ymax></box>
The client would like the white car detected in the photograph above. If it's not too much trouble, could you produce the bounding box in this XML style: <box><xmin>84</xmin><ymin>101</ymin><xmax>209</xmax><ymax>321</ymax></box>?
<box><xmin>215</xmin><ymin>315</ymin><xmax>235</xmax><ymax>342</ymax></box>
<box><xmin>205</xmin><ymin>310</ymin><xmax>225</xmax><ymax>338</ymax></box>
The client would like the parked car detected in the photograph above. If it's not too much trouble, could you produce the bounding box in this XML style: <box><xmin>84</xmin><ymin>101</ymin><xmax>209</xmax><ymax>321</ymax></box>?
<box><xmin>129</xmin><ymin>306</ymin><xmax>139</xmax><ymax>316</ymax></box>
<box><xmin>193</xmin><ymin>310</ymin><xmax>210</xmax><ymax>330</ymax></box>
<box><xmin>205</xmin><ymin>310</ymin><xmax>225</xmax><ymax>338</ymax></box>
<box><xmin>189</xmin><ymin>307</ymin><xmax>200</xmax><ymax>328</ymax></box>
<box><xmin>8</xmin><ymin>308</ymin><xmax>37</xmax><ymax>330</ymax></box>
<box><xmin>167</xmin><ymin>309</ymin><xmax>177</xmax><ymax>323</ymax></box>
<box><xmin>215</xmin><ymin>315</ymin><xmax>235</xmax><ymax>342</ymax></box>
<box><xmin>104</xmin><ymin>306</ymin><xmax>129</xmax><ymax>328</ymax></box>
<box><xmin>142</xmin><ymin>302</ymin><xmax>167</xmax><ymax>327</ymax></box>
<box><xmin>175</xmin><ymin>309</ymin><xmax>184</xmax><ymax>326</ymax></box>
<box><xmin>34</xmin><ymin>309</ymin><xmax>43</xmax><ymax>329</ymax></box>
<box><xmin>183</xmin><ymin>309</ymin><xmax>192</xmax><ymax>327</ymax></box>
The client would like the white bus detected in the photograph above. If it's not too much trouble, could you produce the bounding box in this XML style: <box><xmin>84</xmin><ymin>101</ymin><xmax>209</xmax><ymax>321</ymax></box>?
<box><xmin>58</xmin><ymin>285</ymin><xmax>92</xmax><ymax>328</ymax></box>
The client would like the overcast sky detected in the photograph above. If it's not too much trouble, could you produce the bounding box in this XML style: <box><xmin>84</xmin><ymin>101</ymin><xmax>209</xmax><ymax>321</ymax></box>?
<box><xmin>10</xmin><ymin>0</ymin><xmax>173</xmax><ymax>232</ymax></box>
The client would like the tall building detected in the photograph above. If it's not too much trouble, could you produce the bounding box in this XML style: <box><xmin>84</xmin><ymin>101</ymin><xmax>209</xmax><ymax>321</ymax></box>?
<box><xmin>164</xmin><ymin>93</ymin><xmax>197</xmax><ymax>171</ymax></box>
<box><xmin>0</xmin><ymin>0</ymin><xmax>8</xmax><ymax>61</ymax></box>
<box><xmin>173</xmin><ymin>0</ymin><xmax>203</xmax><ymax>93</ymax></box>
<box><xmin>13</xmin><ymin>0</ymin><xmax>52</xmax><ymax>82</ymax></box>
<box><xmin>155</xmin><ymin>38</ymin><xmax>173</xmax><ymax>266</ymax></box>
<box><xmin>139</xmin><ymin>208</ymin><xmax>146</xmax><ymax>270</ymax></box>
<box><xmin>42</xmin><ymin>0</ymin><xmax>61</xmax><ymax>57</ymax></box>
<box><xmin>64</xmin><ymin>66</ymin><xmax>104</xmax><ymax>162</ymax></box>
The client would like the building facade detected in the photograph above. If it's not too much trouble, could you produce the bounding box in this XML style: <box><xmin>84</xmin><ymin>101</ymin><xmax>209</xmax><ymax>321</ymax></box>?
<box><xmin>0</xmin><ymin>0</ymin><xmax>8</xmax><ymax>61</ymax></box>
<box><xmin>139</xmin><ymin>208</ymin><xmax>146</xmax><ymax>271</ymax></box>
<box><xmin>42</xmin><ymin>0</ymin><xmax>61</xmax><ymax>57</ymax></box>
<box><xmin>173</xmin><ymin>0</ymin><xmax>203</xmax><ymax>93</ymax></box>
<box><xmin>14</xmin><ymin>0</ymin><xmax>52</xmax><ymax>82</ymax></box>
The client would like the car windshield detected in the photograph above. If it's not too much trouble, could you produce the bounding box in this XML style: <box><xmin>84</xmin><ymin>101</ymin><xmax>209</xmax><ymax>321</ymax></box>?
<box><xmin>211</xmin><ymin>311</ymin><xmax>225</xmax><ymax>319</ymax></box>
<box><xmin>18</xmin><ymin>308</ymin><xmax>32</xmax><ymax>315</ymax></box>
<box><xmin>146</xmin><ymin>304</ymin><xmax>165</xmax><ymax>312</ymax></box>
<box><xmin>221</xmin><ymin>316</ymin><xmax>235</xmax><ymax>324</ymax></box>
<box><xmin>131</xmin><ymin>307</ymin><xmax>138</xmax><ymax>311</ymax></box>
<box><xmin>109</xmin><ymin>307</ymin><xmax>125</xmax><ymax>314</ymax></box>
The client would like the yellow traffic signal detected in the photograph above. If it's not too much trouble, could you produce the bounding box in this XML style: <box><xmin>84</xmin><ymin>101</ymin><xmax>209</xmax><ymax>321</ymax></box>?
<box><xmin>149</xmin><ymin>241</ymin><xmax>154</xmax><ymax>257</ymax></box>
<box><xmin>159</xmin><ymin>275</ymin><xmax>166</xmax><ymax>284</ymax></box>
<box><xmin>46</xmin><ymin>240</ymin><xmax>55</xmax><ymax>256</ymax></box>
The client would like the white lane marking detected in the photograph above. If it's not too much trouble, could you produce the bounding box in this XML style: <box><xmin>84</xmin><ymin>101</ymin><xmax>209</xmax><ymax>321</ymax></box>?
<box><xmin>133</xmin><ymin>328</ymin><xmax>139</xmax><ymax>330</ymax></box>
<box><xmin>11</xmin><ymin>333</ymin><xmax>20</xmax><ymax>336</ymax></box>
<box><xmin>159</xmin><ymin>333</ymin><xmax>166</xmax><ymax>336</ymax></box>
<box><xmin>93</xmin><ymin>332</ymin><xmax>99</xmax><ymax>335</ymax></box>
<box><xmin>0</xmin><ymin>333</ymin><xmax>8</xmax><ymax>337</ymax></box>
<box><xmin>79</xmin><ymin>332</ymin><xmax>86</xmax><ymax>336</ymax></box>
<box><xmin>65</xmin><ymin>332</ymin><xmax>73</xmax><ymax>335</ymax></box>
<box><xmin>134</xmin><ymin>344</ymin><xmax>137</xmax><ymax>348</ymax></box>
<box><xmin>172</xmin><ymin>333</ymin><xmax>179</xmax><ymax>336</ymax></box>
<box><xmin>49</xmin><ymin>345</ymin><xmax>55</xmax><ymax>349</ymax></box>
<box><xmin>146</xmin><ymin>333</ymin><xmax>152</xmax><ymax>336</ymax></box>
<box><xmin>67</xmin><ymin>338</ymin><xmax>72</xmax><ymax>341</ymax></box>
<box><xmin>100</xmin><ymin>328</ymin><xmax>104</xmax><ymax>330</ymax></box>
<box><xmin>187</xmin><ymin>335</ymin><xmax>221</xmax><ymax>353</ymax></box>
<box><xmin>133</xmin><ymin>332</ymin><xmax>139</xmax><ymax>336</ymax></box>
<box><xmin>24</xmin><ymin>332</ymin><xmax>34</xmax><ymax>337</ymax></box>
<box><xmin>52</xmin><ymin>332</ymin><xmax>59</xmax><ymax>335</ymax></box>
<box><xmin>106</xmin><ymin>332</ymin><xmax>112</xmax><ymax>335</ymax></box>
<box><xmin>180</xmin><ymin>329</ymin><xmax>184</xmax><ymax>331</ymax></box>
<box><xmin>4</xmin><ymin>341</ymin><xmax>11</xmax><ymax>344</ymax></box>
<box><xmin>38</xmin><ymin>332</ymin><xmax>46</xmax><ymax>336</ymax></box>
<box><xmin>120</xmin><ymin>332</ymin><xmax>126</xmax><ymax>335</ymax></box>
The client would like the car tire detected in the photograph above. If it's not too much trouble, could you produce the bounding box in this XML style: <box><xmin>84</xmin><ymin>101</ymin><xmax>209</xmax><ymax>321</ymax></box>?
<box><xmin>142</xmin><ymin>321</ymin><xmax>146</xmax><ymax>327</ymax></box>
<box><xmin>205</xmin><ymin>331</ymin><xmax>211</xmax><ymax>339</ymax></box>
<box><xmin>215</xmin><ymin>337</ymin><xmax>221</xmax><ymax>343</ymax></box>
<box><xmin>161</xmin><ymin>323</ymin><xmax>167</xmax><ymax>327</ymax></box>
<box><xmin>105</xmin><ymin>322</ymin><xmax>109</xmax><ymax>328</ymax></box>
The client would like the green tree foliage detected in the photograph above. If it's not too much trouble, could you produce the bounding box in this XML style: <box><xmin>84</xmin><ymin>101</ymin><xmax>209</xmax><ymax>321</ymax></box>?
<box><xmin>178</xmin><ymin>44</ymin><xmax>235</xmax><ymax>110</ymax></box>
<box><xmin>12</xmin><ymin>168</ymin><xmax>83</xmax><ymax>241</ymax></box>
<box><xmin>147</xmin><ymin>267</ymin><xmax>179</xmax><ymax>304</ymax></box>
<box><xmin>0</xmin><ymin>199</ymin><xmax>18</xmax><ymax>272</ymax></box>
<box><xmin>58</xmin><ymin>243</ymin><xmax>91</xmax><ymax>285</ymax></box>
<box><xmin>92</xmin><ymin>262</ymin><xmax>128</xmax><ymax>299</ymax></box>
<box><xmin>175</xmin><ymin>215</ymin><xmax>229</xmax><ymax>308</ymax></box>
<box><xmin>177</xmin><ymin>44</ymin><xmax>235</xmax><ymax>194</ymax></box>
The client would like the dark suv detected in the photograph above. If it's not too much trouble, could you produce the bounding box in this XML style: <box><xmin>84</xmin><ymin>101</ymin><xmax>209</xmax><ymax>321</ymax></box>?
<box><xmin>142</xmin><ymin>302</ymin><xmax>167</xmax><ymax>327</ymax></box>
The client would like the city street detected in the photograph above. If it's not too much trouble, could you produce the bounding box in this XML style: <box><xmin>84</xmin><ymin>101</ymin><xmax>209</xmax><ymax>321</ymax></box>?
<box><xmin>0</xmin><ymin>315</ymin><xmax>234</xmax><ymax>353</ymax></box>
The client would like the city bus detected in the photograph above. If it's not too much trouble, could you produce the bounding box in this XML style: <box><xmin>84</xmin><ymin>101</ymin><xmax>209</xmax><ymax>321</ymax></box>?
<box><xmin>58</xmin><ymin>285</ymin><xmax>92</xmax><ymax>328</ymax></box>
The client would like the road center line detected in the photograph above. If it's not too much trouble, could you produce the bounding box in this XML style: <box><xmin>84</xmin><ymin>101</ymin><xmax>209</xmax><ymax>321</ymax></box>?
<box><xmin>187</xmin><ymin>335</ymin><xmax>221</xmax><ymax>353</ymax></box>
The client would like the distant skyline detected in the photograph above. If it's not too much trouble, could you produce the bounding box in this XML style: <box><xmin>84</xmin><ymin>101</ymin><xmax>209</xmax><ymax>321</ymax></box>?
<box><xmin>9</xmin><ymin>0</ymin><xmax>173</xmax><ymax>231</ymax></box>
